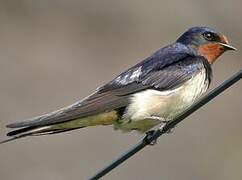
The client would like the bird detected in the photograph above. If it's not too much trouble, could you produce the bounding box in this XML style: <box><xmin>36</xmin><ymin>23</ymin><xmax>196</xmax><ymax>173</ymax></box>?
<box><xmin>0</xmin><ymin>26</ymin><xmax>236</xmax><ymax>144</ymax></box>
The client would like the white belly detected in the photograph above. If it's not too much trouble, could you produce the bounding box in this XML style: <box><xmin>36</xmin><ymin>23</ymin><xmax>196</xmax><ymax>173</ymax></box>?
<box><xmin>124</xmin><ymin>69</ymin><xmax>209</xmax><ymax>121</ymax></box>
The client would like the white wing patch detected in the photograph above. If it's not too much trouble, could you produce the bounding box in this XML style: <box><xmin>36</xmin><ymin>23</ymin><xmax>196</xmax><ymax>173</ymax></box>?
<box><xmin>129</xmin><ymin>66</ymin><xmax>142</xmax><ymax>80</ymax></box>
<box><xmin>115</xmin><ymin>66</ymin><xmax>142</xmax><ymax>85</ymax></box>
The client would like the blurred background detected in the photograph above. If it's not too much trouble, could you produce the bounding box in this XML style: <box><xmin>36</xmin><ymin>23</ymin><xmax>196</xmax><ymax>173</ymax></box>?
<box><xmin>0</xmin><ymin>0</ymin><xmax>241</xmax><ymax>180</ymax></box>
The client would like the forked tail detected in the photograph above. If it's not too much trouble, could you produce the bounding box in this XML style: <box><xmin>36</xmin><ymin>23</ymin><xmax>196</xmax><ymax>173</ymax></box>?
<box><xmin>1</xmin><ymin>111</ymin><xmax>118</xmax><ymax>144</ymax></box>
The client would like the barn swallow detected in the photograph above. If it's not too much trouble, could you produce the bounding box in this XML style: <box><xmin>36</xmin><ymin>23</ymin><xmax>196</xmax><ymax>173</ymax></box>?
<box><xmin>0</xmin><ymin>26</ymin><xmax>236</xmax><ymax>144</ymax></box>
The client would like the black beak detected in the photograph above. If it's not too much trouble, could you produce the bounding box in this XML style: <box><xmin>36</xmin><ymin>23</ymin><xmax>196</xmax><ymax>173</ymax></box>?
<box><xmin>218</xmin><ymin>42</ymin><xmax>237</xmax><ymax>51</ymax></box>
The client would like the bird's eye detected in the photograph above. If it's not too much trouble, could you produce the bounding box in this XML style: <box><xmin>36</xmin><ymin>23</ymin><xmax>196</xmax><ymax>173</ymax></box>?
<box><xmin>203</xmin><ymin>32</ymin><xmax>216</xmax><ymax>41</ymax></box>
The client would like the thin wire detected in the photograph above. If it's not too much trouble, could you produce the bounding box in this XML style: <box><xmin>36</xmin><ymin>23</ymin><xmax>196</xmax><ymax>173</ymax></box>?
<box><xmin>89</xmin><ymin>69</ymin><xmax>242</xmax><ymax>180</ymax></box>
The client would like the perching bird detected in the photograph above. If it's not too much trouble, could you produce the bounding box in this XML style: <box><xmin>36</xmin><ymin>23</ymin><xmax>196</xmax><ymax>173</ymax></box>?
<box><xmin>0</xmin><ymin>26</ymin><xmax>236</xmax><ymax>144</ymax></box>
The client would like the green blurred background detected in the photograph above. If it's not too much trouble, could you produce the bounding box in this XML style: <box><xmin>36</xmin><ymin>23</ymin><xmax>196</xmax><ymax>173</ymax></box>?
<box><xmin>0</xmin><ymin>0</ymin><xmax>241</xmax><ymax>179</ymax></box>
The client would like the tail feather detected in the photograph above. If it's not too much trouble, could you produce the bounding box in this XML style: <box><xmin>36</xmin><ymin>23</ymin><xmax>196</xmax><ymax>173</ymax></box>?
<box><xmin>0</xmin><ymin>136</ymin><xmax>25</xmax><ymax>144</ymax></box>
<box><xmin>0</xmin><ymin>126</ymin><xmax>82</xmax><ymax>145</ymax></box>
<box><xmin>7</xmin><ymin>126</ymin><xmax>40</xmax><ymax>136</ymax></box>
<box><xmin>0</xmin><ymin>126</ymin><xmax>52</xmax><ymax>144</ymax></box>
<box><xmin>1</xmin><ymin>111</ymin><xmax>119</xmax><ymax>144</ymax></box>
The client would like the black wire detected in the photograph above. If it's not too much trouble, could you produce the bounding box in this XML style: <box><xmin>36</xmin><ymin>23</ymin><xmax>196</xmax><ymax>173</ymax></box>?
<box><xmin>89</xmin><ymin>69</ymin><xmax>242</xmax><ymax>180</ymax></box>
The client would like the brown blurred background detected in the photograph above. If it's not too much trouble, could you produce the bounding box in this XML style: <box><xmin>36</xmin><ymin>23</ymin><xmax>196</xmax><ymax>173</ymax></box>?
<box><xmin>0</xmin><ymin>1</ymin><xmax>241</xmax><ymax>180</ymax></box>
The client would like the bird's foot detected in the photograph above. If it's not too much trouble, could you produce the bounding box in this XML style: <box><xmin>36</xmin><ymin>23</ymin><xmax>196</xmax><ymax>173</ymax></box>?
<box><xmin>144</xmin><ymin>130</ymin><xmax>157</xmax><ymax>145</ymax></box>
<box><xmin>158</xmin><ymin>120</ymin><xmax>175</xmax><ymax>134</ymax></box>
<box><xmin>166</xmin><ymin>126</ymin><xmax>175</xmax><ymax>133</ymax></box>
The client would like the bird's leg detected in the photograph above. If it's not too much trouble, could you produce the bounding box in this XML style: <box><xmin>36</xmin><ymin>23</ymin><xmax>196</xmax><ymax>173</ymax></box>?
<box><xmin>143</xmin><ymin>116</ymin><xmax>177</xmax><ymax>145</ymax></box>
<box><xmin>143</xmin><ymin>116</ymin><xmax>167</xmax><ymax>145</ymax></box>
<box><xmin>149</xmin><ymin>116</ymin><xmax>172</xmax><ymax>131</ymax></box>
<box><xmin>158</xmin><ymin>120</ymin><xmax>176</xmax><ymax>134</ymax></box>
<box><xmin>149</xmin><ymin>116</ymin><xmax>176</xmax><ymax>133</ymax></box>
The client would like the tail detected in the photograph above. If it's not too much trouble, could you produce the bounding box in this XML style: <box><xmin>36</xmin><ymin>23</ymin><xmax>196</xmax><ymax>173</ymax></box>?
<box><xmin>0</xmin><ymin>126</ymin><xmax>72</xmax><ymax>144</ymax></box>
<box><xmin>1</xmin><ymin>111</ymin><xmax>118</xmax><ymax>144</ymax></box>
<box><xmin>0</xmin><ymin>136</ymin><xmax>25</xmax><ymax>144</ymax></box>
<box><xmin>0</xmin><ymin>126</ymin><xmax>46</xmax><ymax>144</ymax></box>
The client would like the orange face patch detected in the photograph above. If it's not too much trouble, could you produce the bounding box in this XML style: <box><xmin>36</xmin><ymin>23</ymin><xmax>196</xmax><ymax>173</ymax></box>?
<box><xmin>198</xmin><ymin>43</ymin><xmax>225</xmax><ymax>64</ymax></box>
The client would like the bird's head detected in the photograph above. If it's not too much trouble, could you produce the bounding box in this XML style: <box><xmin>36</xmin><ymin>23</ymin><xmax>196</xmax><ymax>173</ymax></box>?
<box><xmin>176</xmin><ymin>26</ymin><xmax>236</xmax><ymax>64</ymax></box>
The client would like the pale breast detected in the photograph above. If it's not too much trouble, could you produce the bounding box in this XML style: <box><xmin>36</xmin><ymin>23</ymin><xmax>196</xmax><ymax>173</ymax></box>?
<box><xmin>124</xmin><ymin>69</ymin><xmax>209</xmax><ymax>121</ymax></box>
